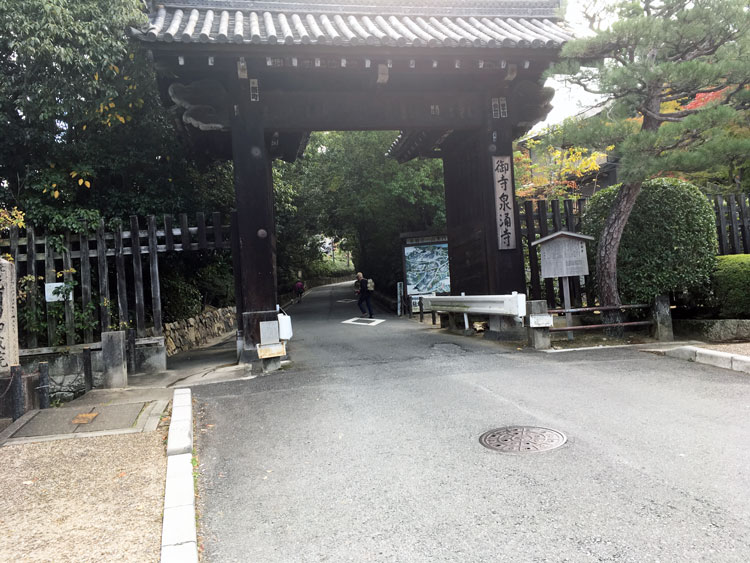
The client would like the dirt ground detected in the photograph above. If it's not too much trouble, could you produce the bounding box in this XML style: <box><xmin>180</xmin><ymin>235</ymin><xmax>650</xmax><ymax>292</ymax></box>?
<box><xmin>0</xmin><ymin>432</ymin><xmax>166</xmax><ymax>563</ymax></box>
<box><xmin>697</xmin><ymin>341</ymin><xmax>750</xmax><ymax>356</ymax></box>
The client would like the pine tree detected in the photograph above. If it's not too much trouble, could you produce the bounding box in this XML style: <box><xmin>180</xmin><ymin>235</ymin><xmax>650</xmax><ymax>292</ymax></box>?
<box><xmin>553</xmin><ymin>0</ymin><xmax>750</xmax><ymax>307</ymax></box>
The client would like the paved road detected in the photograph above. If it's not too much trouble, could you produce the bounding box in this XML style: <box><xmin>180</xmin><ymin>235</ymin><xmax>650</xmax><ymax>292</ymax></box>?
<box><xmin>193</xmin><ymin>282</ymin><xmax>750</xmax><ymax>562</ymax></box>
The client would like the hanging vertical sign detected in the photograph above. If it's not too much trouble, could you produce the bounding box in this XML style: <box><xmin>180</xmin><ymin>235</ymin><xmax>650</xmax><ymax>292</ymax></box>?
<box><xmin>493</xmin><ymin>155</ymin><xmax>516</xmax><ymax>250</ymax></box>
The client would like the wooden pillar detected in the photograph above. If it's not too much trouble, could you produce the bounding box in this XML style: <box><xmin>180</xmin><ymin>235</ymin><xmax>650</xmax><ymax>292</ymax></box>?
<box><xmin>442</xmin><ymin>92</ymin><xmax>525</xmax><ymax>296</ymax></box>
<box><xmin>230</xmin><ymin>72</ymin><xmax>278</xmax><ymax>361</ymax></box>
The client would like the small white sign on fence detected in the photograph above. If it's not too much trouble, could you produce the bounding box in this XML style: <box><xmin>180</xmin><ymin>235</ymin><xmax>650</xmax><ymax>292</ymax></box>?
<box><xmin>44</xmin><ymin>282</ymin><xmax>66</xmax><ymax>303</ymax></box>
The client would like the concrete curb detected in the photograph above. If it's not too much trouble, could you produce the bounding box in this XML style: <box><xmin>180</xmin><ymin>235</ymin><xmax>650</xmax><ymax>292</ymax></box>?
<box><xmin>650</xmin><ymin>346</ymin><xmax>750</xmax><ymax>375</ymax></box>
<box><xmin>161</xmin><ymin>388</ymin><xmax>198</xmax><ymax>563</ymax></box>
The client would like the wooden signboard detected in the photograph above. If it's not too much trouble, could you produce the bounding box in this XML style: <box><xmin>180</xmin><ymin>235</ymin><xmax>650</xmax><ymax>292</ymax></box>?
<box><xmin>539</xmin><ymin>237</ymin><xmax>590</xmax><ymax>279</ymax></box>
<box><xmin>493</xmin><ymin>156</ymin><xmax>516</xmax><ymax>250</ymax></box>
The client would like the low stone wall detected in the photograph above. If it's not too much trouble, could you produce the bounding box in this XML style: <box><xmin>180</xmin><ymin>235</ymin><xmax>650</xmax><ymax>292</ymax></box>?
<box><xmin>674</xmin><ymin>319</ymin><xmax>750</xmax><ymax>342</ymax></box>
<box><xmin>164</xmin><ymin>306</ymin><xmax>237</xmax><ymax>356</ymax></box>
<box><xmin>15</xmin><ymin>337</ymin><xmax>166</xmax><ymax>403</ymax></box>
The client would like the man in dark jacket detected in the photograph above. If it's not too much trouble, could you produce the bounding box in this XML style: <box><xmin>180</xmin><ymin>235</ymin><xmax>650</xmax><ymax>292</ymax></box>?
<box><xmin>354</xmin><ymin>272</ymin><xmax>374</xmax><ymax>318</ymax></box>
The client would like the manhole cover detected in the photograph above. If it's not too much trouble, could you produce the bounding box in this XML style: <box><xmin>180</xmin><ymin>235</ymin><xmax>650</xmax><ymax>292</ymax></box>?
<box><xmin>479</xmin><ymin>426</ymin><xmax>567</xmax><ymax>453</ymax></box>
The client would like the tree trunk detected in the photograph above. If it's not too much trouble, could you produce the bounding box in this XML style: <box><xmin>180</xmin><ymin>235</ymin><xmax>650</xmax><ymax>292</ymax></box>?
<box><xmin>596</xmin><ymin>181</ymin><xmax>643</xmax><ymax>320</ymax></box>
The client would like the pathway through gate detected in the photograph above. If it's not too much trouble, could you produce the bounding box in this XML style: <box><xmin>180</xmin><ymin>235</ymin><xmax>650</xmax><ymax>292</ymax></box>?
<box><xmin>191</xmin><ymin>281</ymin><xmax>750</xmax><ymax>562</ymax></box>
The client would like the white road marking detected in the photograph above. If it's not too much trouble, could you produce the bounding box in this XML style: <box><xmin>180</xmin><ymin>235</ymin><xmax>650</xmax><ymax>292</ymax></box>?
<box><xmin>342</xmin><ymin>318</ymin><xmax>386</xmax><ymax>326</ymax></box>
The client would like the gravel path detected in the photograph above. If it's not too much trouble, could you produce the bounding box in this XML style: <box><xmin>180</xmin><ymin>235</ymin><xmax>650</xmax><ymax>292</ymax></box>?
<box><xmin>0</xmin><ymin>432</ymin><xmax>166</xmax><ymax>563</ymax></box>
<box><xmin>697</xmin><ymin>341</ymin><xmax>750</xmax><ymax>357</ymax></box>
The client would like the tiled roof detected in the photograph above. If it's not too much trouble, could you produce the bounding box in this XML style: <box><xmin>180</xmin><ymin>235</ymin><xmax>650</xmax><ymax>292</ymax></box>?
<box><xmin>138</xmin><ymin>2</ymin><xmax>572</xmax><ymax>48</ymax></box>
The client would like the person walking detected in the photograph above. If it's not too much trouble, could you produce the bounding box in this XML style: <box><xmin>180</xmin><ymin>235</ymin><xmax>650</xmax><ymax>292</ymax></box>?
<box><xmin>354</xmin><ymin>272</ymin><xmax>374</xmax><ymax>318</ymax></box>
<box><xmin>294</xmin><ymin>280</ymin><xmax>305</xmax><ymax>303</ymax></box>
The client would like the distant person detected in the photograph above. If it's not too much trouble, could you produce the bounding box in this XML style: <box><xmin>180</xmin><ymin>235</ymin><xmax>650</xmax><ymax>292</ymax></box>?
<box><xmin>354</xmin><ymin>272</ymin><xmax>374</xmax><ymax>318</ymax></box>
<box><xmin>294</xmin><ymin>280</ymin><xmax>305</xmax><ymax>303</ymax></box>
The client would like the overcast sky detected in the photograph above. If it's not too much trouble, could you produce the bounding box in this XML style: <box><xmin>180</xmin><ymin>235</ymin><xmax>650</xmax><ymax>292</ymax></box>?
<box><xmin>529</xmin><ymin>1</ymin><xmax>606</xmax><ymax>134</ymax></box>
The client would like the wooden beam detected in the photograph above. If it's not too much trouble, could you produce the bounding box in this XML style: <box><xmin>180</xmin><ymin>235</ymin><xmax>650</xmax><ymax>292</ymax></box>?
<box><xmin>256</xmin><ymin>89</ymin><xmax>484</xmax><ymax>130</ymax></box>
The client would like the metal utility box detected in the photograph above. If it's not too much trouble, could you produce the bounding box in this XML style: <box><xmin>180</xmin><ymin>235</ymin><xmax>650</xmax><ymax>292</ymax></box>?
<box><xmin>531</xmin><ymin>231</ymin><xmax>594</xmax><ymax>280</ymax></box>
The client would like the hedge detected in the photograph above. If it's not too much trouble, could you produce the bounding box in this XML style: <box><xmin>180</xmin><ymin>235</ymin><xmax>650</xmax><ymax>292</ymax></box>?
<box><xmin>713</xmin><ymin>255</ymin><xmax>750</xmax><ymax>318</ymax></box>
<box><xmin>582</xmin><ymin>178</ymin><xmax>717</xmax><ymax>303</ymax></box>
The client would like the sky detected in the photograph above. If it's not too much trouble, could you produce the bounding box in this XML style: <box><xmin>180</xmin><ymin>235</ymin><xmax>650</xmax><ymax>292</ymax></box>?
<box><xmin>529</xmin><ymin>1</ymin><xmax>607</xmax><ymax>134</ymax></box>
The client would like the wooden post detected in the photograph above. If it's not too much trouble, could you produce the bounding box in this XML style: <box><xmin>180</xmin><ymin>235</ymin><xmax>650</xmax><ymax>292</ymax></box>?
<box><xmin>179</xmin><ymin>213</ymin><xmax>191</xmax><ymax>251</ymax></box>
<box><xmin>10</xmin><ymin>365</ymin><xmax>24</xmax><ymax>421</ymax></box>
<box><xmin>62</xmin><ymin>232</ymin><xmax>75</xmax><ymax>346</ymax></box>
<box><xmin>114</xmin><ymin>225</ymin><xmax>129</xmax><ymax>329</ymax></box>
<box><xmin>524</xmin><ymin>200</ymin><xmax>541</xmax><ymax>300</ymax></box>
<box><xmin>231</xmin><ymin>76</ymin><xmax>278</xmax><ymax>359</ymax></box>
<box><xmin>44</xmin><ymin>241</ymin><xmax>57</xmax><ymax>345</ymax></box>
<box><xmin>738</xmin><ymin>194</ymin><xmax>750</xmax><ymax>254</ymax></box>
<box><xmin>26</xmin><ymin>227</ymin><xmax>38</xmax><ymax>348</ymax></box>
<box><xmin>230</xmin><ymin>212</ymin><xmax>244</xmax><ymax>333</ymax></box>
<box><xmin>38</xmin><ymin>361</ymin><xmax>50</xmax><ymax>409</ymax></box>
<box><xmin>164</xmin><ymin>215</ymin><xmax>175</xmax><ymax>251</ymax></box>
<box><xmin>537</xmin><ymin>200</ymin><xmax>556</xmax><ymax>308</ymax></box>
<box><xmin>728</xmin><ymin>195</ymin><xmax>740</xmax><ymax>254</ymax></box>
<box><xmin>96</xmin><ymin>220</ymin><xmax>111</xmax><ymax>332</ymax></box>
<box><xmin>9</xmin><ymin>226</ymin><xmax>19</xmax><ymax>281</ymax></box>
<box><xmin>79</xmin><ymin>233</ymin><xmax>93</xmax><ymax>343</ymax></box>
<box><xmin>147</xmin><ymin>216</ymin><xmax>163</xmax><ymax>336</ymax></box>
<box><xmin>564</xmin><ymin>199</ymin><xmax>582</xmax><ymax>306</ymax></box>
<box><xmin>129</xmin><ymin>216</ymin><xmax>146</xmax><ymax>337</ymax></box>
<box><xmin>83</xmin><ymin>347</ymin><xmax>93</xmax><ymax>391</ymax></box>
<box><xmin>212</xmin><ymin>212</ymin><xmax>223</xmax><ymax>249</ymax></box>
<box><xmin>127</xmin><ymin>328</ymin><xmax>137</xmax><ymax>374</ymax></box>
<box><xmin>196</xmin><ymin>212</ymin><xmax>208</xmax><ymax>249</ymax></box>
<box><xmin>418</xmin><ymin>297</ymin><xmax>424</xmax><ymax>323</ymax></box>
<box><xmin>715</xmin><ymin>196</ymin><xmax>728</xmax><ymax>255</ymax></box>
<box><xmin>562</xmin><ymin>276</ymin><xmax>573</xmax><ymax>341</ymax></box>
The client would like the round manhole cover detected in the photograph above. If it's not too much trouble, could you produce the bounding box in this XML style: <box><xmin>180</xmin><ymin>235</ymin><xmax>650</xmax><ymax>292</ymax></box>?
<box><xmin>479</xmin><ymin>426</ymin><xmax>567</xmax><ymax>453</ymax></box>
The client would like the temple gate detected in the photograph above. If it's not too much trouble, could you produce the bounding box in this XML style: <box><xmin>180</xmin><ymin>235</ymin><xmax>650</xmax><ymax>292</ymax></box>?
<box><xmin>134</xmin><ymin>0</ymin><xmax>570</xmax><ymax>361</ymax></box>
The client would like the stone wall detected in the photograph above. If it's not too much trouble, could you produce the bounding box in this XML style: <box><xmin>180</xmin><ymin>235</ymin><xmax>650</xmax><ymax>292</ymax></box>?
<box><xmin>163</xmin><ymin>306</ymin><xmax>237</xmax><ymax>356</ymax></box>
<box><xmin>674</xmin><ymin>319</ymin><xmax>750</xmax><ymax>342</ymax></box>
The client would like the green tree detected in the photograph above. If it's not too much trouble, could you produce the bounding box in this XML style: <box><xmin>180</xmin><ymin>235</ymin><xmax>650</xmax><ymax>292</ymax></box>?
<box><xmin>275</xmin><ymin>131</ymin><xmax>445</xmax><ymax>290</ymax></box>
<box><xmin>553</xmin><ymin>0</ymin><xmax>750</xmax><ymax>307</ymax></box>
<box><xmin>0</xmin><ymin>0</ymin><xmax>234</xmax><ymax>231</ymax></box>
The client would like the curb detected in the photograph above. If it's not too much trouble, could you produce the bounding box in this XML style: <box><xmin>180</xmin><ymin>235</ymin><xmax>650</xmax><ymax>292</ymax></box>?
<box><xmin>650</xmin><ymin>345</ymin><xmax>750</xmax><ymax>374</ymax></box>
<box><xmin>161</xmin><ymin>388</ymin><xmax>198</xmax><ymax>563</ymax></box>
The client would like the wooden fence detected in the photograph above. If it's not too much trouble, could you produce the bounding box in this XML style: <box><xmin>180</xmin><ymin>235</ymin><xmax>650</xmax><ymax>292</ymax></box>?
<box><xmin>519</xmin><ymin>199</ymin><xmax>589</xmax><ymax>308</ymax></box>
<box><xmin>2</xmin><ymin>192</ymin><xmax>747</xmax><ymax>346</ymax></box>
<box><xmin>712</xmin><ymin>194</ymin><xmax>750</xmax><ymax>255</ymax></box>
<box><xmin>1</xmin><ymin>213</ymin><xmax>231</xmax><ymax>349</ymax></box>
<box><xmin>519</xmin><ymin>192</ymin><xmax>750</xmax><ymax>308</ymax></box>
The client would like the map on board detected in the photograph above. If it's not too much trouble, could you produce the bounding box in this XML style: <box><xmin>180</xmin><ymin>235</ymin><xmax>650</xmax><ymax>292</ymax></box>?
<box><xmin>404</xmin><ymin>243</ymin><xmax>451</xmax><ymax>295</ymax></box>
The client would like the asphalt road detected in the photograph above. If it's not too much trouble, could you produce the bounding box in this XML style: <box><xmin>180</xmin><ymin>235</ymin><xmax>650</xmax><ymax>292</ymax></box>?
<box><xmin>193</xmin><ymin>282</ymin><xmax>750</xmax><ymax>562</ymax></box>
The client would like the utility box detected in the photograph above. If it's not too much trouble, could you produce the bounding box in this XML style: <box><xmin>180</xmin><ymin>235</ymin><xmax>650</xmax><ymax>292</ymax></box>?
<box><xmin>531</xmin><ymin>231</ymin><xmax>594</xmax><ymax>279</ymax></box>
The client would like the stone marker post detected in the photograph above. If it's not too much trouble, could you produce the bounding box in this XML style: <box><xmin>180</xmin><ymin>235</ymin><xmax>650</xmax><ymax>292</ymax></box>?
<box><xmin>101</xmin><ymin>331</ymin><xmax>128</xmax><ymax>388</ymax></box>
<box><xmin>0</xmin><ymin>258</ymin><xmax>20</xmax><ymax>375</ymax></box>
<box><xmin>526</xmin><ymin>300</ymin><xmax>552</xmax><ymax>350</ymax></box>
<box><xmin>651</xmin><ymin>295</ymin><xmax>674</xmax><ymax>342</ymax></box>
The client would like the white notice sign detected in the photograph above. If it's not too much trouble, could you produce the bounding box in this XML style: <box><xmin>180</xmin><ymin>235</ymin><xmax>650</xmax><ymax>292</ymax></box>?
<box><xmin>493</xmin><ymin>155</ymin><xmax>516</xmax><ymax>250</ymax></box>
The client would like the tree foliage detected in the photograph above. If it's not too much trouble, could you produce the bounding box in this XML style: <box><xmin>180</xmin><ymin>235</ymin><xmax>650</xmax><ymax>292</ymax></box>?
<box><xmin>712</xmin><ymin>255</ymin><xmax>750</xmax><ymax>318</ymax></box>
<box><xmin>0</xmin><ymin>0</ymin><xmax>234</xmax><ymax>233</ymax></box>
<box><xmin>275</xmin><ymin>132</ymin><xmax>445</xmax><ymax>290</ymax></box>
<box><xmin>515</xmin><ymin>136</ymin><xmax>611</xmax><ymax>199</ymax></box>
<box><xmin>553</xmin><ymin>0</ymin><xmax>750</xmax><ymax>305</ymax></box>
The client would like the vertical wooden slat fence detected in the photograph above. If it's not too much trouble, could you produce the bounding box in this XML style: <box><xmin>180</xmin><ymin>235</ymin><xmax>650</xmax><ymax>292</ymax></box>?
<box><xmin>712</xmin><ymin>193</ymin><xmax>750</xmax><ymax>255</ymax></box>
<box><xmin>62</xmin><ymin>232</ymin><xmax>75</xmax><ymax>345</ymax></box>
<box><xmin>520</xmin><ymin>198</ymin><xmax>589</xmax><ymax>308</ymax></box>
<box><xmin>1</xmin><ymin>213</ymin><xmax>231</xmax><ymax>349</ymax></box>
<box><xmin>130</xmin><ymin>216</ymin><xmax>146</xmax><ymax>337</ymax></box>
<box><xmin>96</xmin><ymin>220</ymin><xmax>111</xmax><ymax>332</ymax></box>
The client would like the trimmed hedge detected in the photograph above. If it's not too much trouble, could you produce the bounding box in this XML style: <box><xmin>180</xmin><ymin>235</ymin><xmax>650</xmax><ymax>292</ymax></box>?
<box><xmin>713</xmin><ymin>255</ymin><xmax>750</xmax><ymax>318</ymax></box>
<box><xmin>582</xmin><ymin>178</ymin><xmax>717</xmax><ymax>303</ymax></box>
